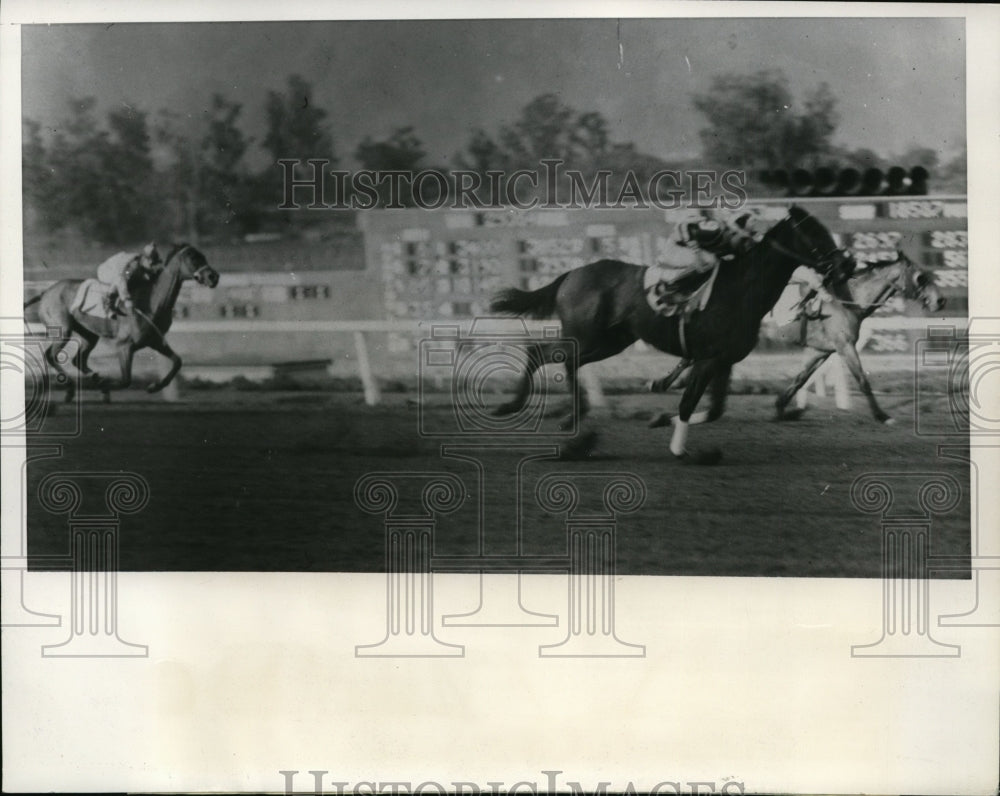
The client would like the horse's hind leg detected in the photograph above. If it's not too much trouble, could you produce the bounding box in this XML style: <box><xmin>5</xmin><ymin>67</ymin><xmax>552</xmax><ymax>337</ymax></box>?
<box><xmin>43</xmin><ymin>333</ymin><xmax>88</xmax><ymax>403</ymax></box>
<box><xmin>492</xmin><ymin>347</ymin><xmax>545</xmax><ymax>417</ymax></box>
<box><xmin>43</xmin><ymin>342</ymin><xmax>72</xmax><ymax>403</ymax></box>
<box><xmin>71</xmin><ymin>328</ymin><xmax>112</xmax><ymax>402</ymax></box>
<box><xmin>558</xmin><ymin>357</ymin><xmax>586</xmax><ymax>432</ymax></box>
<box><xmin>775</xmin><ymin>350</ymin><xmax>832</xmax><ymax>420</ymax></box>
<box><xmin>837</xmin><ymin>342</ymin><xmax>892</xmax><ymax>424</ymax></box>
<box><xmin>72</xmin><ymin>328</ymin><xmax>100</xmax><ymax>378</ymax></box>
<box><xmin>559</xmin><ymin>334</ymin><xmax>637</xmax><ymax>430</ymax></box>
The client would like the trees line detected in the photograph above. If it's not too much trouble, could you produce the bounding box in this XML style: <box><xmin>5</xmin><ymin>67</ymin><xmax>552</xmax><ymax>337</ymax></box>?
<box><xmin>22</xmin><ymin>71</ymin><xmax>966</xmax><ymax>246</ymax></box>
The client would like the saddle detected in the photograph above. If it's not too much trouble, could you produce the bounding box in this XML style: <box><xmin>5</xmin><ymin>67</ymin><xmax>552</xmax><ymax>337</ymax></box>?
<box><xmin>644</xmin><ymin>264</ymin><xmax>720</xmax><ymax>318</ymax></box>
<box><xmin>793</xmin><ymin>292</ymin><xmax>831</xmax><ymax>322</ymax></box>
<box><xmin>70</xmin><ymin>279</ymin><xmax>117</xmax><ymax>320</ymax></box>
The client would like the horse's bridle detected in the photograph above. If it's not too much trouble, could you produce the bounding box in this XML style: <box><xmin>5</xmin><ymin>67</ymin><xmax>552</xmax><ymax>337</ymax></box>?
<box><xmin>166</xmin><ymin>243</ymin><xmax>215</xmax><ymax>284</ymax></box>
<box><xmin>833</xmin><ymin>251</ymin><xmax>930</xmax><ymax>310</ymax></box>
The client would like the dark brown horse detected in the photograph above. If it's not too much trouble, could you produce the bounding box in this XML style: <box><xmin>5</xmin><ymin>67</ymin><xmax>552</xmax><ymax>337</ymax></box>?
<box><xmin>489</xmin><ymin>205</ymin><xmax>856</xmax><ymax>464</ymax></box>
<box><xmin>23</xmin><ymin>243</ymin><xmax>219</xmax><ymax>401</ymax></box>
<box><xmin>650</xmin><ymin>250</ymin><xmax>943</xmax><ymax>425</ymax></box>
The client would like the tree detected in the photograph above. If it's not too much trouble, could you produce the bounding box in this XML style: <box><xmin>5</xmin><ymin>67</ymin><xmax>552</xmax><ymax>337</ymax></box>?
<box><xmin>263</xmin><ymin>74</ymin><xmax>335</xmax><ymax>163</ymax></box>
<box><xmin>22</xmin><ymin>119</ymin><xmax>55</xmax><ymax>233</ymax></box>
<box><xmin>201</xmin><ymin>94</ymin><xmax>251</xmax><ymax>235</ymax></box>
<box><xmin>455</xmin><ymin>128</ymin><xmax>506</xmax><ymax>173</ymax></box>
<box><xmin>454</xmin><ymin>93</ymin><xmax>663</xmax><ymax>204</ymax></box>
<box><xmin>692</xmin><ymin>70</ymin><xmax>839</xmax><ymax>170</ymax></box>
<box><xmin>355</xmin><ymin>126</ymin><xmax>427</xmax><ymax>206</ymax></box>
<box><xmin>155</xmin><ymin>109</ymin><xmax>201</xmax><ymax>241</ymax></box>
<box><xmin>156</xmin><ymin>94</ymin><xmax>254</xmax><ymax>241</ymax></box>
<box><xmin>33</xmin><ymin>98</ymin><xmax>156</xmax><ymax>245</ymax></box>
<box><xmin>101</xmin><ymin>104</ymin><xmax>156</xmax><ymax>243</ymax></box>
<box><xmin>899</xmin><ymin>145</ymin><xmax>939</xmax><ymax>171</ymax></box>
<box><xmin>837</xmin><ymin>147</ymin><xmax>886</xmax><ymax>171</ymax></box>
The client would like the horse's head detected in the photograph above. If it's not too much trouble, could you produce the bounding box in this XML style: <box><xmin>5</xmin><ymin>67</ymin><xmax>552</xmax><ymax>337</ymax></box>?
<box><xmin>891</xmin><ymin>250</ymin><xmax>945</xmax><ymax>313</ymax></box>
<box><xmin>768</xmin><ymin>204</ymin><xmax>858</xmax><ymax>285</ymax></box>
<box><xmin>164</xmin><ymin>243</ymin><xmax>220</xmax><ymax>288</ymax></box>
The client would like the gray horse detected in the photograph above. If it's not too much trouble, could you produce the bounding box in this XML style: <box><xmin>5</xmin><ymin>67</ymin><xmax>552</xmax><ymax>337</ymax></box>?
<box><xmin>23</xmin><ymin>243</ymin><xmax>219</xmax><ymax>401</ymax></box>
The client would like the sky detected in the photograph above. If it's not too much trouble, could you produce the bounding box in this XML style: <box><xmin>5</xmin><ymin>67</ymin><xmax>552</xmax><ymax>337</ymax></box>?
<box><xmin>20</xmin><ymin>18</ymin><xmax>967</xmax><ymax>169</ymax></box>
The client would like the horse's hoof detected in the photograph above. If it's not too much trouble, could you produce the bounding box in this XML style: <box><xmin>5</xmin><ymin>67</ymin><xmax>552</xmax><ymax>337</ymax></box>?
<box><xmin>776</xmin><ymin>407</ymin><xmax>805</xmax><ymax>422</ymax></box>
<box><xmin>882</xmin><ymin>417</ymin><xmax>895</xmax><ymax>426</ymax></box>
<box><xmin>673</xmin><ymin>448</ymin><xmax>722</xmax><ymax>466</ymax></box>
<box><xmin>649</xmin><ymin>379</ymin><xmax>666</xmax><ymax>394</ymax></box>
<box><xmin>146</xmin><ymin>383</ymin><xmax>162</xmax><ymax>394</ymax></box>
<box><xmin>648</xmin><ymin>412</ymin><xmax>672</xmax><ymax>428</ymax></box>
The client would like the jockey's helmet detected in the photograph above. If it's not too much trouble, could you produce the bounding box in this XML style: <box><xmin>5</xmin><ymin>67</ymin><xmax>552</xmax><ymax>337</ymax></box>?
<box><xmin>672</xmin><ymin>209</ymin><xmax>726</xmax><ymax>251</ymax></box>
<box><xmin>729</xmin><ymin>207</ymin><xmax>766</xmax><ymax>252</ymax></box>
<box><xmin>141</xmin><ymin>242</ymin><xmax>162</xmax><ymax>270</ymax></box>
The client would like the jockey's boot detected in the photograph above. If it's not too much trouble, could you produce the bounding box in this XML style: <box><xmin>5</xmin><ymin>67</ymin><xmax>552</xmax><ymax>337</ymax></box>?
<box><xmin>103</xmin><ymin>290</ymin><xmax>119</xmax><ymax>318</ymax></box>
<box><xmin>666</xmin><ymin>265</ymin><xmax>714</xmax><ymax>298</ymax></box>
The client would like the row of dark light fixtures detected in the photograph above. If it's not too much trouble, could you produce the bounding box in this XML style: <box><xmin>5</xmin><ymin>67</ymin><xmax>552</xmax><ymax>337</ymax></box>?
<box><xmin>759</xmin><ymin>166</ymin><xmax>930</xmax><ymax>196</ymax></box>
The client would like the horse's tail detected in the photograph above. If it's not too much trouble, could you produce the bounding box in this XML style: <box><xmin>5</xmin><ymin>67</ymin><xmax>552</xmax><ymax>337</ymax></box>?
<box><xmin>23</xmin><ymin>293</ymin><xmax>42</xmax><ymax>309</ymax></box>
<box><xmin>490</xmin><ymin>272</ymin><xmax>569</xmax><ymax>319</ymax></box>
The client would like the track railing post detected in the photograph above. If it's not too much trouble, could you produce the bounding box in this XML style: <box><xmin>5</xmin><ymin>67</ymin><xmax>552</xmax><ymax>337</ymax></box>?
<box><xmin>353</xmin><ymin>330</ymin><xmax>381</xmax><ymax>406</ymax></box>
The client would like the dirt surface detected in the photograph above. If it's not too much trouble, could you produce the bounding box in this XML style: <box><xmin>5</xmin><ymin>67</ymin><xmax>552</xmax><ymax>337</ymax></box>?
<box><xmin>25</xmin><ymin>390</ymin><xmax>969</xmax><ymax>576</ymax></box>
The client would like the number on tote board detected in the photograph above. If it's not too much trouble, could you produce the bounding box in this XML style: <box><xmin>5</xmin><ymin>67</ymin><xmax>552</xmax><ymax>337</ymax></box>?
<box><xmin>933</xmin><ymin>269</ymin><xmax>968</xmax><ymax>288</ymax></box>
<box><xmin>851</xmin><ymin>231</ymin><xmax>903</xmax><ymax>249</ymax></box>
<box><xmin>928</xmin><ymin>230</ymin><xmax>968</xmax><ymax>249</ymax></box>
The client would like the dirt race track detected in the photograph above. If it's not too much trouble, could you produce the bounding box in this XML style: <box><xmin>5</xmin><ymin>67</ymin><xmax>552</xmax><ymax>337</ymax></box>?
<box><xmin>26</xmin><ymin>389</ymin><xmax>969</xmax><ymax>577</ymax></box>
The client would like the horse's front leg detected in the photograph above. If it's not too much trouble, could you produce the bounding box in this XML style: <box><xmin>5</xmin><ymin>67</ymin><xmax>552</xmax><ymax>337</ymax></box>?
<box><xmin>650</xmin><ymin>358</ymin><xmax>691</xmax><ymax>393</ymax></box>
<box><xmin>837</xmin><ymin>342</ymin><xmax>893</xmax><ymax>424</ymax></box>
<box><xmin>704</xmin><ymin>362</ymin><xmax>732</xmax><ymax>422</ymax></box>
<box><xmin>99</xmin><ymin>340</ymin><xmax>137</xmax><ymax>395</ymax></box>
<box><xmin>669</xmin><ymin>360</ymin><xmax>722</xmax><ymax>465</ymax></box>
<box><xmin>775</xmin><ymin>350</ymin><xmax>832</xmax><ymax>420</ymax></box>
<box><xmin>145</xmin><ymin>338</ymin><xmax>183</xmax><ymax>393</ymax></box>
<box><xmin>649</xmin><ymin>361</ymin><xmax>730</xmax><ymax>428</ymax></box>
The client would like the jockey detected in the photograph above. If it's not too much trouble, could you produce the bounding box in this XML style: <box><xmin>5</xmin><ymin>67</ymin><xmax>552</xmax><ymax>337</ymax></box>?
<box><xmin>96</xmin><ymin>242</ymin><xmax>162</xmax><ymax>317</ymax></box>
<box><xmin>793</xmin><ymin>265</ymin><xmax>835</xmax><ymax>312</ymax></box>
<box><xmin>653</xmin><ymin>206</ymin><xmax>765</xmax><ymax>300</ymax></box>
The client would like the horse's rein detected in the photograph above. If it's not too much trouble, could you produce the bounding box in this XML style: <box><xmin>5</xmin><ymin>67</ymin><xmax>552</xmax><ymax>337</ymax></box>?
<box><xmin>764</xmin><ymin>235</ymin><xmax>845</xmax><ymax>275</ymax></box>
<box><xmin>131</xmin><ymin>305</ymin><xmax>169</xmax><ymax>343</ymax></box>
<box><xmin>164</xmin><ymin>243</ymin><xmax>212</xmax><ymax>282</ymax></box>
<box><xmin>130</xmin><ymin>244</ymin><xmax>205</xmax><ymax>341</ymax></box>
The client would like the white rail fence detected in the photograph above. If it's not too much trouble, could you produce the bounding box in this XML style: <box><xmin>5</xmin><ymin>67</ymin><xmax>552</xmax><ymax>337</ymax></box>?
<box><xmin>24</xmin><ymin>316</ymin><xmax>955</xmax><ymax>410</ymax></box>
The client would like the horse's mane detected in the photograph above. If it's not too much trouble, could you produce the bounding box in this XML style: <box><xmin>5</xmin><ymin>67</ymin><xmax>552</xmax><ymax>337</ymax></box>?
<box><xmin>162</xmin><ymin>242</ymin><xmax>206</xmax><ymax>268</ymax></box>
<box><xmin>766</xmin><ymin>205</ymin><xmax>836</xmax><ymax>253</ymax></box>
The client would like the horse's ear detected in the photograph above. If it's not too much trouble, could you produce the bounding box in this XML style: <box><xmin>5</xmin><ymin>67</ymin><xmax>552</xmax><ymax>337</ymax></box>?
<box><xmin>787</xmin><ymin>204</ymin><xmax>808</xmax><ymax>221</ymax></box>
